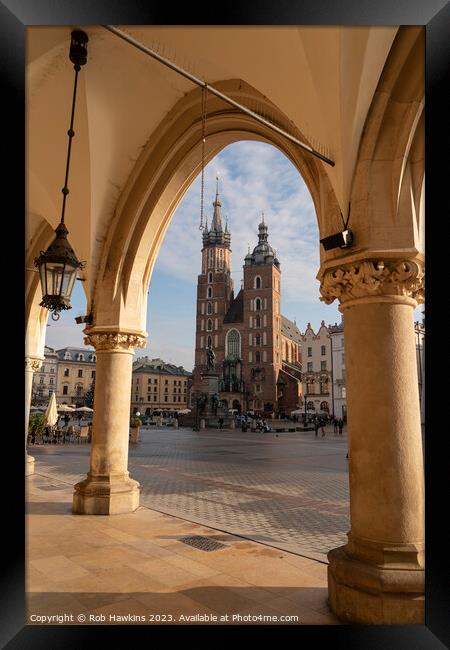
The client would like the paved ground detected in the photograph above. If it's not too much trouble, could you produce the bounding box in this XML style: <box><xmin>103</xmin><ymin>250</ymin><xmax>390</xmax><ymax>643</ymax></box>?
<box><xmin>26</xmin><ymin>472</ymin><xmax>340</xmax><ymax>625</ymax></box>
<box><xmin>30</xmin><ymin>425</ymin><xmax>350</xmax><ymax>562</ymax></box>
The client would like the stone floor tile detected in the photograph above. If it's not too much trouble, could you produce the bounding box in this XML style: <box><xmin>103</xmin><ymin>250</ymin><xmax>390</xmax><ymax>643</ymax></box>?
<box><xmin>29</xmin><ymin>555</ymin><xmax>92</xmax><ymax>582</ymax></box>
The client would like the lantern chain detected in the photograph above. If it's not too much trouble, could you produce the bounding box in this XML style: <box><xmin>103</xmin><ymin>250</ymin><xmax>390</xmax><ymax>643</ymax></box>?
<box><xmin>199</xmin><ymin>86</ymin><xmax>208</xmax><ymax>231</ymax></box>
<box><xmin>60</xmin><ymin>62</ymin><xmax>81</xmax><ymax>225</ymax></box>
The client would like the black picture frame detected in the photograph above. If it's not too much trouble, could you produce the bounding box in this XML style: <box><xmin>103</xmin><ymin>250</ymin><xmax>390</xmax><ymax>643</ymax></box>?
<box><xmin>6</xmin><ymin>0</ymin><xmax>449</xmax><ymax>647</ymax></box>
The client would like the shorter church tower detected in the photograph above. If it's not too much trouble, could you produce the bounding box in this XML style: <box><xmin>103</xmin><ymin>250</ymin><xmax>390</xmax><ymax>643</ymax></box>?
<box><xmin>241</xmin><ymin>216</ymin><xmax>282</xmax><ymax>413</ymax></box>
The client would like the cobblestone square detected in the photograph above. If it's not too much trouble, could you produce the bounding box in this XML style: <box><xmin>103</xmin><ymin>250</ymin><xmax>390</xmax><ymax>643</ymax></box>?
<box><xmin>30</xmin><ymin>425</ymin><xmax>350</xmax><ymax>561</ymax></box>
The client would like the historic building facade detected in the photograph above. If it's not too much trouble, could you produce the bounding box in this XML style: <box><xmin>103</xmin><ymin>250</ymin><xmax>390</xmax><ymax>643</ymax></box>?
<box><xmin>55</xmin><ymin>347</ymin><xmax>97</xmax><ymax>405</ymax></box>
<box><xmin>191</xmin><ymin>185</ymin><xmax>302</xmax><ymax>416</ymax></box>
<box><xmin>329</xmin><ymin>321</ymin><xmax>347</xmax><ymax>420</ymax></box>
<box><xmin>131</xmin><ymin>357</ymin><xmax>191</xmax><ymax>415</ymax></box>
<box><xmin>32</xmin><ymin>345</ymin><xmax>96</xmax><ymax>406</ymax></box>
<box><xmin>31</xmin><ymin>346</ymin><xmax>59</xmax><ymax>405</ymax></box>
<box><xmin>300</xmin><ymin>321</ymin><xmax>333</xmax><ymax>416</ymax></box>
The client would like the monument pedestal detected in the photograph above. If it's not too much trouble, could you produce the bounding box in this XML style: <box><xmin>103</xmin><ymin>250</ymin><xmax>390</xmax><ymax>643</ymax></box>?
<box><xmin>194</xmin><ymin>370</ymin><xmax>233</xmax><ymax>429</ymax></box>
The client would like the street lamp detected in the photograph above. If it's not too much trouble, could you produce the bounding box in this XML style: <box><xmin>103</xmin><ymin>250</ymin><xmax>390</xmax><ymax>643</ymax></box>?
<box><xmin>34</xmin><ymin>31</ymin><xmax>88</xmax><ymax>320</ymax></box>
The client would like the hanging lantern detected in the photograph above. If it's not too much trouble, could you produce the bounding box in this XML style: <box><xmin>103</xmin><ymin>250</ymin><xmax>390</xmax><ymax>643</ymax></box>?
<box><xmin>34</xmin><ymin>30</ymin><xmax>88</xmax><ymax>321</ymax></box>
<box><xmin>35</xmin><ymin>223</ymin><xmax>83</xmax><ymax>319</ymax></box>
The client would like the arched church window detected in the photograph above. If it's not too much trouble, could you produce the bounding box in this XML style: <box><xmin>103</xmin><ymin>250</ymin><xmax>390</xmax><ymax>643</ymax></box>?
<box><xmin>207</xmin><ymin>319</ymin><xmax>212</xmax><ymax>331</ymax></box>
<box><xmin>255</xmin><ymin>276</ymin><xmax>262</xmax><ymax>289</ymax></box>
<box><xmin>255</xmin><ymin>316</ymin><xmax>261</xmax><ymax>328</ymax></box>
<box><xmin>208</xmin><ymin>271</ymin><xmax>213</xmax><ymax>283</ymax></box>
<box><xmin>207</xmin><ymin>286</ymin><xmax>212</xmax><ymax>298</ymax></box>
<box><xmin>207</xmin><ymin>336</ymin><xmax>212</xmax><ymax>348</ymax></box>
<box><xmin>226</xmin><ymin>329</ymin><xmax>241</xmax><ymax>359</ymax></box>
<box><xmin>255</xmin><ymin>334</ymin><xmax>261</xmax><ymax>346</ymax></box>
<box><xmin>207</xmin><ymin>302</ymin><xmax>212</xmax><ymax>315</ymax></box>
<box><xmin>255</xmin><ymin>298</ymin><xmax>262</xmax><ymax>311</ymax></box>
<box><xmin>255</xmin><ymin>351</ymin><xmax>261</xmax><ymax>363</ymax></box>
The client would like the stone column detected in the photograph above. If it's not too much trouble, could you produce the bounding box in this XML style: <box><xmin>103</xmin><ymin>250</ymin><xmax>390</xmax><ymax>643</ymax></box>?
<box><xmin>319</xmin><ymin>256</ymin><xmax>425</xmax><ymax>624</ymax></box>
<box><xmin>73</xmin><ymin>331</ymin><xmax>146</xmax><ymax>515</ymax></box>
<box><xmin>25</xmin><ymin>356</ymin><xmax>43</xmax><ymax>476</ymax></box>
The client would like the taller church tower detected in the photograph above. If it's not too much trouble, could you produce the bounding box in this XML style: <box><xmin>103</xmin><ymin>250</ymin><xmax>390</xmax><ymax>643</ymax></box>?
<box><xmin>192</xmin><ymin>179</ymin><xmax>234</xmax><ymax>387</ymax></box>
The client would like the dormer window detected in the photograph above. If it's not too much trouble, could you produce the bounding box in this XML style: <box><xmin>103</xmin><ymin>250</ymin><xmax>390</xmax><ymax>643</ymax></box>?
<box><xmin>77</xmin><ymin>354</ymin><xmax>84</xmax><ymax>361</ymax></box>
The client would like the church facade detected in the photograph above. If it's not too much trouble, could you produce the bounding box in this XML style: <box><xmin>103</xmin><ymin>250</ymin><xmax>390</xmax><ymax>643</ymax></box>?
<box><xmin>191</xmin><ymin>183</ymin><xmax>303</xmax><ymax>416</ymax></box>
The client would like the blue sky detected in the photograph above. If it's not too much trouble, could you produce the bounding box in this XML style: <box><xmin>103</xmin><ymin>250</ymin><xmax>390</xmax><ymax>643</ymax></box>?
<box><xmin>45</xmin><ymin>141</ymin><xmax>423</xmax><ymax>369</ymax></box>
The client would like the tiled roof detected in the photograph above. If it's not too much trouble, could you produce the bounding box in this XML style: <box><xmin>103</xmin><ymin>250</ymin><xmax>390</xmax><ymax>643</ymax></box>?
<box><xmin>281</xmin><ymin>315</ymin><xmax>302</xmax><ymax>344</ymax></box>
<box><xmin>56</xmin><ymin>347</ymin><xmax>96</xmax><ymax>362</ymax></box>
<box><xmin>133</xmin><ymin>358</ymin><xmax>191</xmax><ymax>376</ymax></box>
<box><xmin>223</xmin><ymin>289</ymin><xmax>244</xmax><ymax>323</ymax></box>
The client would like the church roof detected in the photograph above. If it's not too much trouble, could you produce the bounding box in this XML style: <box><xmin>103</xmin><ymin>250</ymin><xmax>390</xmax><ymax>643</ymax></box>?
<box><xmin>223</xmin><ymin>289</ymin><xmax>244</xmax><ymax>323</ymax></box>
<box><xmin>281</xmin><ymin>315</ymin><xmax>302</xmax><ymax>344</ymax></box>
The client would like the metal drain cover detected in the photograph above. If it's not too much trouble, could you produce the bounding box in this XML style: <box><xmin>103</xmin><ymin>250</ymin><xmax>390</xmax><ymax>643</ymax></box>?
<box><xmin>179</xmin><ymin>535</ymin><xmax>227</xmax><ymax>552</ymax></box>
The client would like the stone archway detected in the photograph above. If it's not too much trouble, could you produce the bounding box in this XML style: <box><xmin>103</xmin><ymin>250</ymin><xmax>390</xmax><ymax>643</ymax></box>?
<box><xmin>26</xmin><ymin>25</ymin><xmax>424</xmax><ymax>625</ymax></box>
<box><xmin>70</xmin><ymin>79</ymin><xmax>339</xmax><ymax>517</ymax></box>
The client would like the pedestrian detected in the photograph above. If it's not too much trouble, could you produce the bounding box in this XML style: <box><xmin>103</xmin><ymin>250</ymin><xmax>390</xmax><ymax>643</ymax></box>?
<box><xmin>314</xmin><ymin>418</ymin><xmax>319</xmax><ymax>437</ymax></box>
<box><xmin>338</xmin><ymin>418</ymin><xmax>343</xmax><ymax>435</ymax></box>
<box><xmin>218</xmin><ymin>416</ymin><xmax>224</xmax><ymax>430</ymax></box>
<box><xmin>334</xmin><ymin>418</ymin><xmax>338</xmax><ymax>435</ymax></box>
<box><xmin>320</xmin><ymin>418</ymin><xmax>326</xmax><ymax>437</ymax></box>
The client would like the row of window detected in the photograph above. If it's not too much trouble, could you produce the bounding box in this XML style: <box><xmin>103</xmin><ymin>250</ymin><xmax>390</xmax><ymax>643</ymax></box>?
<box><xmin>134</xmin><ymin>396</ymin><xmax>187</xmax><ymax>403</ymax></box>
<box><xmin>307</xmin><ymin>345</ymin><xmax>327</xmax><ymax>357</ymax></box>
<box><xmin>135</xmin><ymin>378</ymin><xmax>187</xmax><ymax>386</ymax></box>
<box><xmin>306</xmin><ymin>361</ymin><xmax>328</xmax><ymax>371</ymax></box>
<box><xmin>63</xmin><ymin>368</ymin><xmax>95</xmax><ymax>378</ymax></box>
<box><xmin>62</xmin><ymin>385</ymin><xmax>83</xmax><ymax>396</ymax></box>
<box><xmin>62</xmin><ymin>353</ymin><xmax>96</xmax><ymax>362</ymax></box>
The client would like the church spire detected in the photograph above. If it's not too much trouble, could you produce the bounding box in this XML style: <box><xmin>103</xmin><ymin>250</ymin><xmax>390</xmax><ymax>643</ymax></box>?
<box><xmin>202</xmin><ymin>177</ymin><xmax>231</xmax><ymax>250</ymax></box>
<box><xmin>211</xmin><ymin>175</ymin><xmax>223</xmax><ymax>232</ymax></box>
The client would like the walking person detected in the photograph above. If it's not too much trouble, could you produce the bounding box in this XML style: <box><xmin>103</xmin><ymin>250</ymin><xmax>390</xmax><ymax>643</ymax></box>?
<box><xmin>333</xmin><ymin>417</ymin><xmax>338</xmax><ymax>435</ymax></box>
<box><xmin>314</xmin><ymin>418</ymin><xmax>319</xmax><ymax>437</ymax></box>
<box><xmin>338</xmin><ymin>418</ymin><xmax>344</xmax><ymax>435</ymax></box>
<box><xmin>320</xmin><ymin>418</ymin><xmax>326</xmax><ymax>437</ymax></box>
<box><xmin>218</xmin><ymin>416</ymin><xmax>224</xmax><ymax>430</ymax></box>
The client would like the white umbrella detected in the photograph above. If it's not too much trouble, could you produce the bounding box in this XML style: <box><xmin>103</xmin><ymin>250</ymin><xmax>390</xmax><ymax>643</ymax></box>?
<box><xmin>290</xmin><ymin>409</ymin><xmax>303</xmax><ymax>415</ymax></box>
<box><xmin>73</xmin><ymin>406</ymin><xmax>94</xmax><ymax>412</ymax></box>
<box><xmin>44</xmin><ymin>392</ymin><xmax>58</xmax><ymax>427</ymax></box>
<box><xmin>228</xmin><ymin>408</ymin><xmax>238</xmax><ymax>413</ymax></box>
<box><xmin>178</xmin><ymin>409</ymin><xmax>191</xmax><ymax>414</ymax></box>
<box><xmin>57</xmin><ymin>404</ymin><xmax>75</xmax><ymax>412</ymax></box>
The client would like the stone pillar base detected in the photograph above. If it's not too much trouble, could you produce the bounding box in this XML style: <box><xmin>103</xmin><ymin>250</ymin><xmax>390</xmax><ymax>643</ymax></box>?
<box><xmin>72</xmin><ymin>473</ymin><xmax>140</xmax><ymax>515</ymax></box>
<box><xmin>328</xmin><ymin>546</ymin><xmax>424</xmax><ymax>624</ymax></box>
<box><xmin>25</xmin><ymin>453</ymin><xmax>35</xmax><ymax>476</ymax></box>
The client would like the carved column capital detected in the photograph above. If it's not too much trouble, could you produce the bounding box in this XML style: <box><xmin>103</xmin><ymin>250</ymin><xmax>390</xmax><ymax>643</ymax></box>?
<box><xmin>319</xmin><ymin>257</ymin><xmax>424</xmax><ymax>306</ymax></box>
<box><xmin>84</xmin><ymin>331</ymin><xmax>147</xmax><ymax>352</ymax></box>
<box><xmin>25</xmin><ymin>356</ymin><xmax>43</xmax><ymax>372</ymax></box>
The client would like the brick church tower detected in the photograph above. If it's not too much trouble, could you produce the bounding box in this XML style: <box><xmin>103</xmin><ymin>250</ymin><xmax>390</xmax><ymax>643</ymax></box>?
<box><xmin>191</xmin><ymin>185</ymin><xmax>302</xmax><ymax>417</ymax></box>
<box><xmin>241</xmin><ymin>216</ymin><xmax>283</xmax><ymax>413</ymax></box>
<box><xmin>192</xmin><ymin>179</ymin><xmax>234</xmax><ymax>387</ymax></box>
